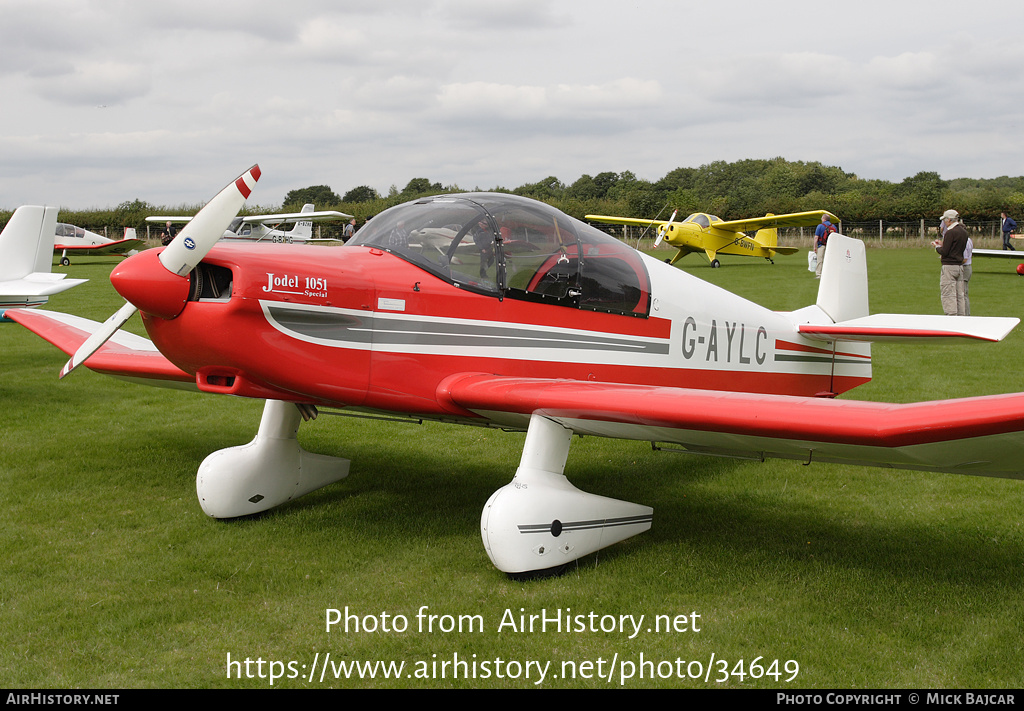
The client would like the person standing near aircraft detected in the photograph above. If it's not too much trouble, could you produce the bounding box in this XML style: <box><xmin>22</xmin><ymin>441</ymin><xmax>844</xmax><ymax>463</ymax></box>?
<box><xmin>963</xmin><ymin>233</ymin><xmax>973</xmax><ymax>316</ymax></box>
<box><xmin>934</xmin><ymin>209</ymin><xmax>968</xmax><ymax>316</ymax></box>
<box><xmin>814</xmin><ymin>214</ymin><xmax>835</xmax><ymax>279</ymax></box>
<box><xmin>387</xmin><ymin>219</ymin><xmax>409</xmax><ymax>248</ymax></box>
<box><xmin>1000</xmin><ymin>212</ymin><xmax>1017</xmax><ymax>250</ymax></box>
<box><xmin>343</xmin><ymin>218</ymin><xmax>356</xmax><ymax>241</ymax></box>
<box><xmin>161</xmin><ymin>221</ymin><xmax>175</xmax><ymax>246</ymax></box>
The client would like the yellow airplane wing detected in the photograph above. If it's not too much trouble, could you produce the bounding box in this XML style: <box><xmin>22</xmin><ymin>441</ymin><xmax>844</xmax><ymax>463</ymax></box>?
<box><xmin>713</xmin><ymin>210</ymin><xmax>838</xmax><ymax>233</ymax></box>
<box><xmin>585</xmin><ymin>214</ymin><xmax>668</xmax><ymax>227</ymax></box>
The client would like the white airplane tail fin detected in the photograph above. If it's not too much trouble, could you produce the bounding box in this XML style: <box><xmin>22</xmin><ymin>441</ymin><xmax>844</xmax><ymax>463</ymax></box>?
<box><xmin>803</xmin><ymin>232</ymin><xmax>1018</xmax><ymax>343</ymax></box>
<box><xmin>816</xmin><ymin>232</ymin><xmax>869</xmax><ymax>323</ymax></box>
<box><xmin>291</xmin><ymin>203</ymin><xmax>315</xmax><ymax>242</ymax></box>
<box><xmin>0</xmin><ymin>205</ymin><xmax>87</xmax><ymax>311</ymax></box>
<box><xmin>0</xmin><ymin>205</ymin><xmax>59</xmax><ymax>281</ymax></box>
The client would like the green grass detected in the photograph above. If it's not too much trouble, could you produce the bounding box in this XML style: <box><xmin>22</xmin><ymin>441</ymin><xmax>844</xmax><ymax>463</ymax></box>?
<box><xmin>1</xmin><ymin>250</ymin><xmax>1023</xmax><ymax>688</ymax></box>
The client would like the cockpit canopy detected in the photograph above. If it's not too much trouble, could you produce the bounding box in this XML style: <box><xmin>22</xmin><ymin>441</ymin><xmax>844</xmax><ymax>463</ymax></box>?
<box><xmin>348</xmin><ymin>193</ymin><xmax>651</xmax><ymax>317</ymax></box>
<box><xmin>55</xmin><ymin>223</ymin><xmax>104</xmax><ymax>243</ymax></box>
<box><xmin>682</xmin><ymin>213</ymin><xmax>722</xmax><ymax>229</ymax></box>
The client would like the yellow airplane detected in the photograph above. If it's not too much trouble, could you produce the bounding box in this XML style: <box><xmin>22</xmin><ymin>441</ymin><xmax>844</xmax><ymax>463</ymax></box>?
<box><xmin>586</xmin><ymin>209</ymin><xmax>839</xmax><ymax>267</ymax></box>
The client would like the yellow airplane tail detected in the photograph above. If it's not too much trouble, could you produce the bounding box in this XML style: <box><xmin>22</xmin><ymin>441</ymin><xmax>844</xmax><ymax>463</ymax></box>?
<box><xmin>753</xmin><ymin>226</ymin><xmax>778</xmax><ymax>249</ymax></box>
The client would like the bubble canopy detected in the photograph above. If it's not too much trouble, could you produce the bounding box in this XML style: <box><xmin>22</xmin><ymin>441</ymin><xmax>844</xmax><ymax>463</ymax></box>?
<box><xmin>347</xmin><ymin>193</ymin><xmax>651</xmax><ymax>317</ymax></box>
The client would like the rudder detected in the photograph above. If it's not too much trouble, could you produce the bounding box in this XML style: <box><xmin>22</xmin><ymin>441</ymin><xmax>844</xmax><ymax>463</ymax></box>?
<box><xmin>816</xmin><ymin>232</ymin><xmax>869</xmax><ymax>323</ymax></box>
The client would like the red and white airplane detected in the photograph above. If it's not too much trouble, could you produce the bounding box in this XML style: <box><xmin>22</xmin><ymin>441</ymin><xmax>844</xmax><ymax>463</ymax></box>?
<box><xmin>53</xmin><ymin>222</ymin><xmax>143</xmax><ymax>266</ymax></box>
<box><xmin>11</xmin><ymin>166</ymin><xmax>1024</xmax><ymax>575</ymax></box>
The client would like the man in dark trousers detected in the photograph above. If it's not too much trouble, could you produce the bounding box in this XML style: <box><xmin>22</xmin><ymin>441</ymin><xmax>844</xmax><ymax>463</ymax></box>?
<box><xmin>1000</xmin><ymin>212</ymin><xmax>1017</xmax><ymax>250</ymax></box>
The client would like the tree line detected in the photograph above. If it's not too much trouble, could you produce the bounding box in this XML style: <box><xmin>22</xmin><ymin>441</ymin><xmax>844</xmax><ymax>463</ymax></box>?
<box><xmin>7</xmin><ymin>158</ymin><xmax>1024</xmax><ymax>235</ymax></box>
<box><xmin>285</xmin><ymin>159</ymin><xmax>1024</xmax><ymax>226</ymax></box>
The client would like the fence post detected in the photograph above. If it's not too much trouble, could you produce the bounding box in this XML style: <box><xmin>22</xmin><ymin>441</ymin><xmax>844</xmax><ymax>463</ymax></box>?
<box><xmin>920</xmin><ymin>219</ymin><xmax>924</xmax><ymax>240</ymax></box>
<box><xmin>879</xmin><ymin>219</ymin><xmax>883</xmax><ymax>243</ymax></box>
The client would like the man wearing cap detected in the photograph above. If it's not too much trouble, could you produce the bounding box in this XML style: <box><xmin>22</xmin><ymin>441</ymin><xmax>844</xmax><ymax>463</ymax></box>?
<box><xmin>933</xmin><ymin>209</ymin><xmax>968</xmax><ymax>316</ymax></box>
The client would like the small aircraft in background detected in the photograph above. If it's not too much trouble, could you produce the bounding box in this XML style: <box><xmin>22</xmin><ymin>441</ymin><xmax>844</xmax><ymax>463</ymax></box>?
<box><xmin>12</xmin><ymin>168</ymin><xmax>1024</xmax><ymax>576</ymax></box>
<box><xmin>0</xmin><ymin>206</ymin><xmax>86</xmax><ymax>317</ymax></box>
<box><xmin>586</xmin><ymin>209</ymin><xmax>838</xmax><ymax>267</ymax></box>
<box><xmin>54</xmin><ymin>222</ymin><xmax>143</xmax><ymax>266</ymax></box>
<box><xmin>147</xmin><ymin>203</ymin><xmax>352</xmax><ymax>244</ymax></box>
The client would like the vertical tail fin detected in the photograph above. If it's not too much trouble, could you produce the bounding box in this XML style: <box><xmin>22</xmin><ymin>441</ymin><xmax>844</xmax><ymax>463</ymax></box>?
<box><xmin>291</xmin><ymin>203</ymin><xmax>315</xmax><ymax>241</ymax></box>
<box><xmin>753</xmin><ymin>226</ymin><xmax>778</xmax><ymax>249</ymax></box>
<box><xmin>753</xmin><ymin>212</ymin><xmax>778</xmax><ymax>253</ymax></box>
<box><xmin>816</xmin><ymin>232</ymin><xmax>869</xmax><ymax>323</ymax></box>
<box><xmin>0</xmin><ymin>206</ymin><xmax>58</xmax><ymax>281</ymax></box>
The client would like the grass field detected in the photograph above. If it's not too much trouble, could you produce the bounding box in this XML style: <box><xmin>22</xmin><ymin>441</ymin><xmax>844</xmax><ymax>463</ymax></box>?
<box><xmin>2</xmin><ymin>246</ymin><xmax>1023</xmax><ymax>689</ymax></box>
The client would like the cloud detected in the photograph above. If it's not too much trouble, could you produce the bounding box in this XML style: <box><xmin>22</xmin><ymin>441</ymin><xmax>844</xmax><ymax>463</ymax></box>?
<box><xmin>433</xmin><ymin>78</ymin><xmax>662</xmax><ymax>129</ymax></box>
<box><xmin>34</xmin><ymin>61</ymin><xmax>151</xmax><ymax>106</ymax></box>
<box><xmin>432</xmin><ymin>0</ymin><xmax>569</xmax><ymax>30</ymax></box>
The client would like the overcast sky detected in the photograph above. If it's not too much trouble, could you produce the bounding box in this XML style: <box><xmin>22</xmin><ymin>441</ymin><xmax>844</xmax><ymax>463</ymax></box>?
<box><xmin>2</xmin><ymin>0</ymin><xmax>1022</xmax><ymax>209</ymax></box>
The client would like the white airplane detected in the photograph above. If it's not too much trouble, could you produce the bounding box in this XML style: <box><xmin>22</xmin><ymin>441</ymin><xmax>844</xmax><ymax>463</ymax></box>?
<box><xmin>0</xmin><ymin>206</ymin><xmax>87</xmax><ymax>317</ymax></box>
<box><xmin>54</xmin><ymin>223</ymin><xmax>143</xmax><ymax>266</ymax></box>
<box><xmin>147</xmin><ymin>203</ymin><xmax>352</xmax><ymax>244</ymax></box>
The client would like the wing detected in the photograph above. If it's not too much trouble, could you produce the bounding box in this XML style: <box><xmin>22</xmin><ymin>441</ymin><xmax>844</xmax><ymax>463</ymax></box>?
<box><xmin>714</xmin><ymin>210</ymin><xmax>839</xmax><ymax>232</ymax></box>
<box><xmin>150</xmin><ymin>212</ymin><xmax>353</xmax><ymax>226</ymax></box>
<box><xmin>971</xmin><ymin>249</ymin><xmax>1024</xmax><ymax>259</ymax></box>
<box><xmin>442</xmin><ymin>374</ymin><xmax>1024</xmax><ymax>478</ymax></box>
<box><xmin>244</xmin><ymin>210</ymin><xmax>353</xmax><ymax>224</ymax></box>
<box><xmin>7</xmin><ymin>309</ymin><xmax>195</xmax><ymax>389</ymax></box>
<box><xmin>146</xmin><ymin>216</ymin><xmax>194</xmax><ymax>223</ymax></box>
<box><xmin>54</xmin><ymin>238</ymin><xmax>144</xmax><ymax>255</ymax></box>
<box><xmin>585</xmin><ymin>214</ymin><xmax>667</xmax><ymax>227</ymax></box>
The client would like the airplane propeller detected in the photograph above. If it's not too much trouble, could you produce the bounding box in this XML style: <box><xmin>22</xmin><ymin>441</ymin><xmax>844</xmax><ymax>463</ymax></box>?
<box><xmin>60</xmin><ymin>165</ymin><xmax>261</xmax><ymax>378</ymax></box>
<box><xmin>655</xmin><ymin>209</ymin><xmax>677</xmax><ymax>248</ymax></box>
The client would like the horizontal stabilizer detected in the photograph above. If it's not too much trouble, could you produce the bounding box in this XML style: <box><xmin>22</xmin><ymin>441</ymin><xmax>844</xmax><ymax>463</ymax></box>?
<box><xmin>799</xmin><ymin>314</ymin><xmax>1020</xmax><ymax>342</ymax></box>
<box><xmin>0</xmin><ymin>273</ymin><xmax>87</xmax><ymax>297</ymax></box>
<box><xmin>7</xmin><ymin>309</ymin><xmax>195</xmax><ymax>388</ymax></box>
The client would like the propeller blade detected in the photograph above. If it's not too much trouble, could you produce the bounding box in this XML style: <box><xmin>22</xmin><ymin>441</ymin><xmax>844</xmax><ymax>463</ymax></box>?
<box><xmin>60</xmin><ymin>165</ymin><xmax>261</xmax><ymax>378</ymax></box>
<box><xmin>655</xmin><ymin>209</ymin><xmax>677</xmax><ymax>248</ymax></box>
<box><xmin>60</xmin><ymin>301</ymin><xmax>138</xmax><ymax>378</ymax></box>
<box><xmin>160</xmin><ymin>165</ymin><xmax>261</xmax><ymax>276</ymax></box>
